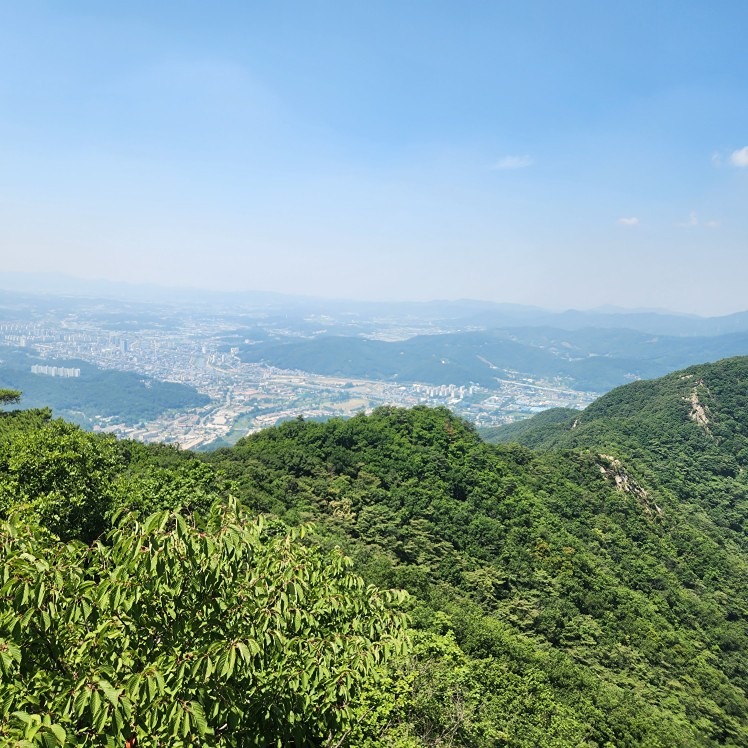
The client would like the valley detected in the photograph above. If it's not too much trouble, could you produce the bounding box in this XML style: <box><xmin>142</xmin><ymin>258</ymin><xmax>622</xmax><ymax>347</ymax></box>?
<box><xmin>3</xmin><ymin>288</ymin><xmax>748</xmax><ymax>448</ymax></box>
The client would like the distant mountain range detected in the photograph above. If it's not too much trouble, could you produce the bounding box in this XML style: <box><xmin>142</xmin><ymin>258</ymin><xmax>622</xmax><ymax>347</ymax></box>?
<box><xmin>3</xmin><ymin>271</ymin><xmax>748</xmax><ymax>337</ymax></box>
<box><xmin>3</xmin><ymin>275</ymin><xmax>748</xmax><ymax>432</ymax></box>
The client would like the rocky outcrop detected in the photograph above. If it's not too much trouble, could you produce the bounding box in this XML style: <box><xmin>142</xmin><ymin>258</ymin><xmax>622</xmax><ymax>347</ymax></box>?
<box><xmin>598</xmin><ymin>453</ymin><xmax>663</xmax><ymax>518</ymax></box>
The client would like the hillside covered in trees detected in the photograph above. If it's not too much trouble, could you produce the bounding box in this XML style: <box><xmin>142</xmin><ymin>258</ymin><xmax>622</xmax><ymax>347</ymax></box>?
<box><xmin>0</xmin><ymin>347</ymin><xmax>210</xmax><ymax>427</ymax></box>
<box><xmin>234</xmin><ymin>327</ymin><xmax>748</xmax><ymax>392</ymax></box>
<box><xmin>2</xmin><ymin>358</ymin><xmax>748</xmax><ymax>746</ymax></box>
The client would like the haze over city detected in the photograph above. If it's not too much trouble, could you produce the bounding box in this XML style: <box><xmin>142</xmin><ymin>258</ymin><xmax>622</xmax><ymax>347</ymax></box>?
<box><xmin>1</xmin><ymin>1</ymin><xmax>747</xmax><ymax>315</ymax></box>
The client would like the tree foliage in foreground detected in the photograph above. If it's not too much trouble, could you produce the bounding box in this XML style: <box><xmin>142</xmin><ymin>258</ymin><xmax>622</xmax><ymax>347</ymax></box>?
<box><xmin>0</xmin><ymin>499</ymin><xmax>408</xmax><ymax>747</ymax></box>
<box><xmin>0</xmin><ymin>419</ymin><xmax>122</xmax><ymax>543</ymax></box>
<box><xmin>4</xmin><ymin>357</ymin><xmax>748</xmax><ymax>745</ymax></box>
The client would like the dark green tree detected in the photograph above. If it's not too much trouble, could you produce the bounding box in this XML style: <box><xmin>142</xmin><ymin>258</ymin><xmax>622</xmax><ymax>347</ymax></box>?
<box><xmin>0</xmin><ymin>389</ymin><xmax>21</xmax><ymax>407</ymax></box>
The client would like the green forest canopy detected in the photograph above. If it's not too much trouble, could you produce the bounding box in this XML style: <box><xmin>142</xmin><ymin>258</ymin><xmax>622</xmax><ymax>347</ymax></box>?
<box><xmin>2</xmin><ymin>356</ymin><xmax>748</xmax><ymax>745</ymax></box>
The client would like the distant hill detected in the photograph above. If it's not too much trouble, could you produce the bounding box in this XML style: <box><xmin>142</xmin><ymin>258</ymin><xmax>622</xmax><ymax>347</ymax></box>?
<box><xmin>237</xmin><ymin>327</ymin><xmax>748</xmax><ymax>392</ymax></box>
<box><xmin>479</xmin><ymin>406</ymin><xmax>580</xmax><ymax>445</ymax></box>
<box><xmin>0</xmin><ymin>347</ymin><xmax>209</xmax><ymax>426</ymax></box>
<box><xmin>484</xmin><ymin>355</ymin><xmax>748</xmax><ymax>543</ymax></box>
<box><xmin>4</xmin><ymin>273</ymin><xmax>748</xmax><ymax>336</ymax></box>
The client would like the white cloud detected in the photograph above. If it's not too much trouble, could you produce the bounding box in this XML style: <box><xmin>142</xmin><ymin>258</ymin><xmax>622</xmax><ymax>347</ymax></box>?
<box><xmin>617</xmin><ymin>217</ymin><xmax>639</xmax><ymax>226</ymax></box>
<box><xmin>730</xmin><ymin>147</ymin><xmax>748</xmax><ymax>167</ymax></box>
<box><xmin>711</xmin><ymin>152</ymin><xmax>723</xmax><ymax>167</ymax></box>
<box><xmin>491</xmin><ymin>155</ymin><xmax>533</xmax><ymax>170</ymax></box>
<box><xmin>677</xmin><ymin>212</ymin><xmax>720</xmax><ymax>228</ymax></box>
<box><xmin>678</xmin><ymin>211</ymin><xmax>700</xmax><ymax>228</ymax></box>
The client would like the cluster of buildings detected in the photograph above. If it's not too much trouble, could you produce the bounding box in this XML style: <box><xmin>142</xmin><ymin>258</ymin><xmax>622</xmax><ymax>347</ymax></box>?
<box><xmin>1</xmin><ymin>308</ymin><xmax>595</xmax><ymax>449</ymax></box>
<box><xmin>30</xmin><ymin>364</ymin><xmax>81</xmax><ymax>378</ymax></box>
<box><xmin>413</xmin><ymin>383</ymin><xmax>475</xmax><ymax>401</ymax></box>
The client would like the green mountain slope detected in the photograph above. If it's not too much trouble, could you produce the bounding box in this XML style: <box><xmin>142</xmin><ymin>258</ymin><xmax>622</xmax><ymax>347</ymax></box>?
<box><xmin>479</xmin><ymin>406</ymin><xmax>581</xmax><ymax>445</ymax></box>
<box><xmin>203</xmin><ymin>397</ymin><xmax>748</xmax><ymax>745</ymax></box>
<box><xmin>485</xmin><ymin>356</ymin><xmax>748</xmax><ymax>541</ymax></box>
<box><xmin>236</xmin><ymin>328</ymin><xmax>748</xmax><ymax>392</ymax></box>
<box><xmin>3</xmin><ymin>359</ymin><xmax>748</xmax><ymax>745</ymax></box>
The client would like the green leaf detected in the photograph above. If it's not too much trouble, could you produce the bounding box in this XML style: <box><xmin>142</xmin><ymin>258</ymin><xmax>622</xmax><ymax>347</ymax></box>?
<box><xmin>89</xmin><ymin>688</ymin><xmax>102</xmax><ymax>724</ymax></box>
<box><xmin>235</xmin><ymin>641</ymin><xmax>251</xmax><ymax>664</ymax></box>
<box><xmin>73</xmin><ymin>688</ymin><xmax>88</xmax><ymax>717</ymax></box>
<box><xmin>181</xmin><ymin>708</ymin><xmax>191</xmax><ymax>738</ymax></box>
<box><xmin>49</xmin><ymin>724</ymin><xmax>66</xmax><ymax>745</ymax></box>
<box><xmin>190</xmin><ymin>701</ymin><xmax>209</xmax><ymax>737</ymax></box>
<box><xmin>98</xmin><ymin>678</ymin><xmax>120</xmax><ymax>708</ymax></box>
<box><xmin>20</xmin><ymin>607</ymin><xmax>35</xmax><ymax>628</ymax></box>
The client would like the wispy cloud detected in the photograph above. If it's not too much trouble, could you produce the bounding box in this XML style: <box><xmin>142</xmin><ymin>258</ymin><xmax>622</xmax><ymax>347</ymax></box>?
<box><xmin>680</xmin><ymin>211</ymin><xmax>699</xmax><ymax>227</ymax></box>
<box><xmin>617</xmin><ymin>217</ymin><xmax>639</xmax><ymax>226</ymax></box>
<box><xmin>730</xmin><ymin>146</ymin><xmax>748</xmax><ymax>167</ymax></box>
<box><xmin>677</xmin><ymin>212</ymin><xmax>720</xmax><ymax>228</ymax></box>
<box><xmin>491</xmin><ymin>155</ymin><xmax>533</xmax><ymax>170</ymax></box>
<box><xmin>711</xmin><ymin>152</ymin><xmax>722</xmax><ymax>167</ymax></box>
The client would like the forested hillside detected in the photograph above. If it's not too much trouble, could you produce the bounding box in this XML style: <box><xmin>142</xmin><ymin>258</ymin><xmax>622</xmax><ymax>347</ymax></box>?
<box><xmin>2</xmin><ymin>360</ymin><xmax>748</xmax><ymax>745</ymax></box>
<box><xmin>0</xmin><ymin>347</ymin><xmax>209</xmax><ymax>426</ymax></box>
<box><xmin>485</xmin><ymin>356</ymin><xmax>748</xmax><ymax>543</ymax></box>
<box><xmin>478</xmin><ymin>406</ymin><xmax>580</xmax><ymax>445</ymax></box>
<box><xmin>235</xmin><ymin>327</ymin><xmax>748</xmax><ymax>392</ymax></box>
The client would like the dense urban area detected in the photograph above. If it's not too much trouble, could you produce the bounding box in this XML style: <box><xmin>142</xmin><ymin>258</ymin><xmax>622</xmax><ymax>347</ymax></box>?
<box><xmin>0</xmin><ymin>301</ymin><xmax>594</xmax><ymax>449</ymax></box>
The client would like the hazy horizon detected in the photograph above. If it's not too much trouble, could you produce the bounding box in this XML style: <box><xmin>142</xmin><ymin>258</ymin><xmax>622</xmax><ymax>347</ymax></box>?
<box><xmin>0</xmin><ymin>269</ymin><xmax>737</xmax><ymax>319</ymax></box>
<box><xmin>1</xmin><ymin>2</ymin><xmax>746</xmax><ymax>316</ymax></box>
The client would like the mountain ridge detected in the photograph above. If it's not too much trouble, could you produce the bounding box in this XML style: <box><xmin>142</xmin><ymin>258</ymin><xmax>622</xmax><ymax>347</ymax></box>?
<box><xmin>4</xmin><ymin>273</ymin><xmax>748</xmax><ymax>335</ymax></box>
<box><xmin>3</xmin><ymin>356</ymin><xmax>748</xmax><ymax>745</ymax></box>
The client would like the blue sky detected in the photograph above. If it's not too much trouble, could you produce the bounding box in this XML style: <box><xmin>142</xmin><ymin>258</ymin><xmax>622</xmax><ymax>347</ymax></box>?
<box><xmin>1</xmin><ymin>1</ymin><xmax>746</xmax><ymax>314</ymax></box>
